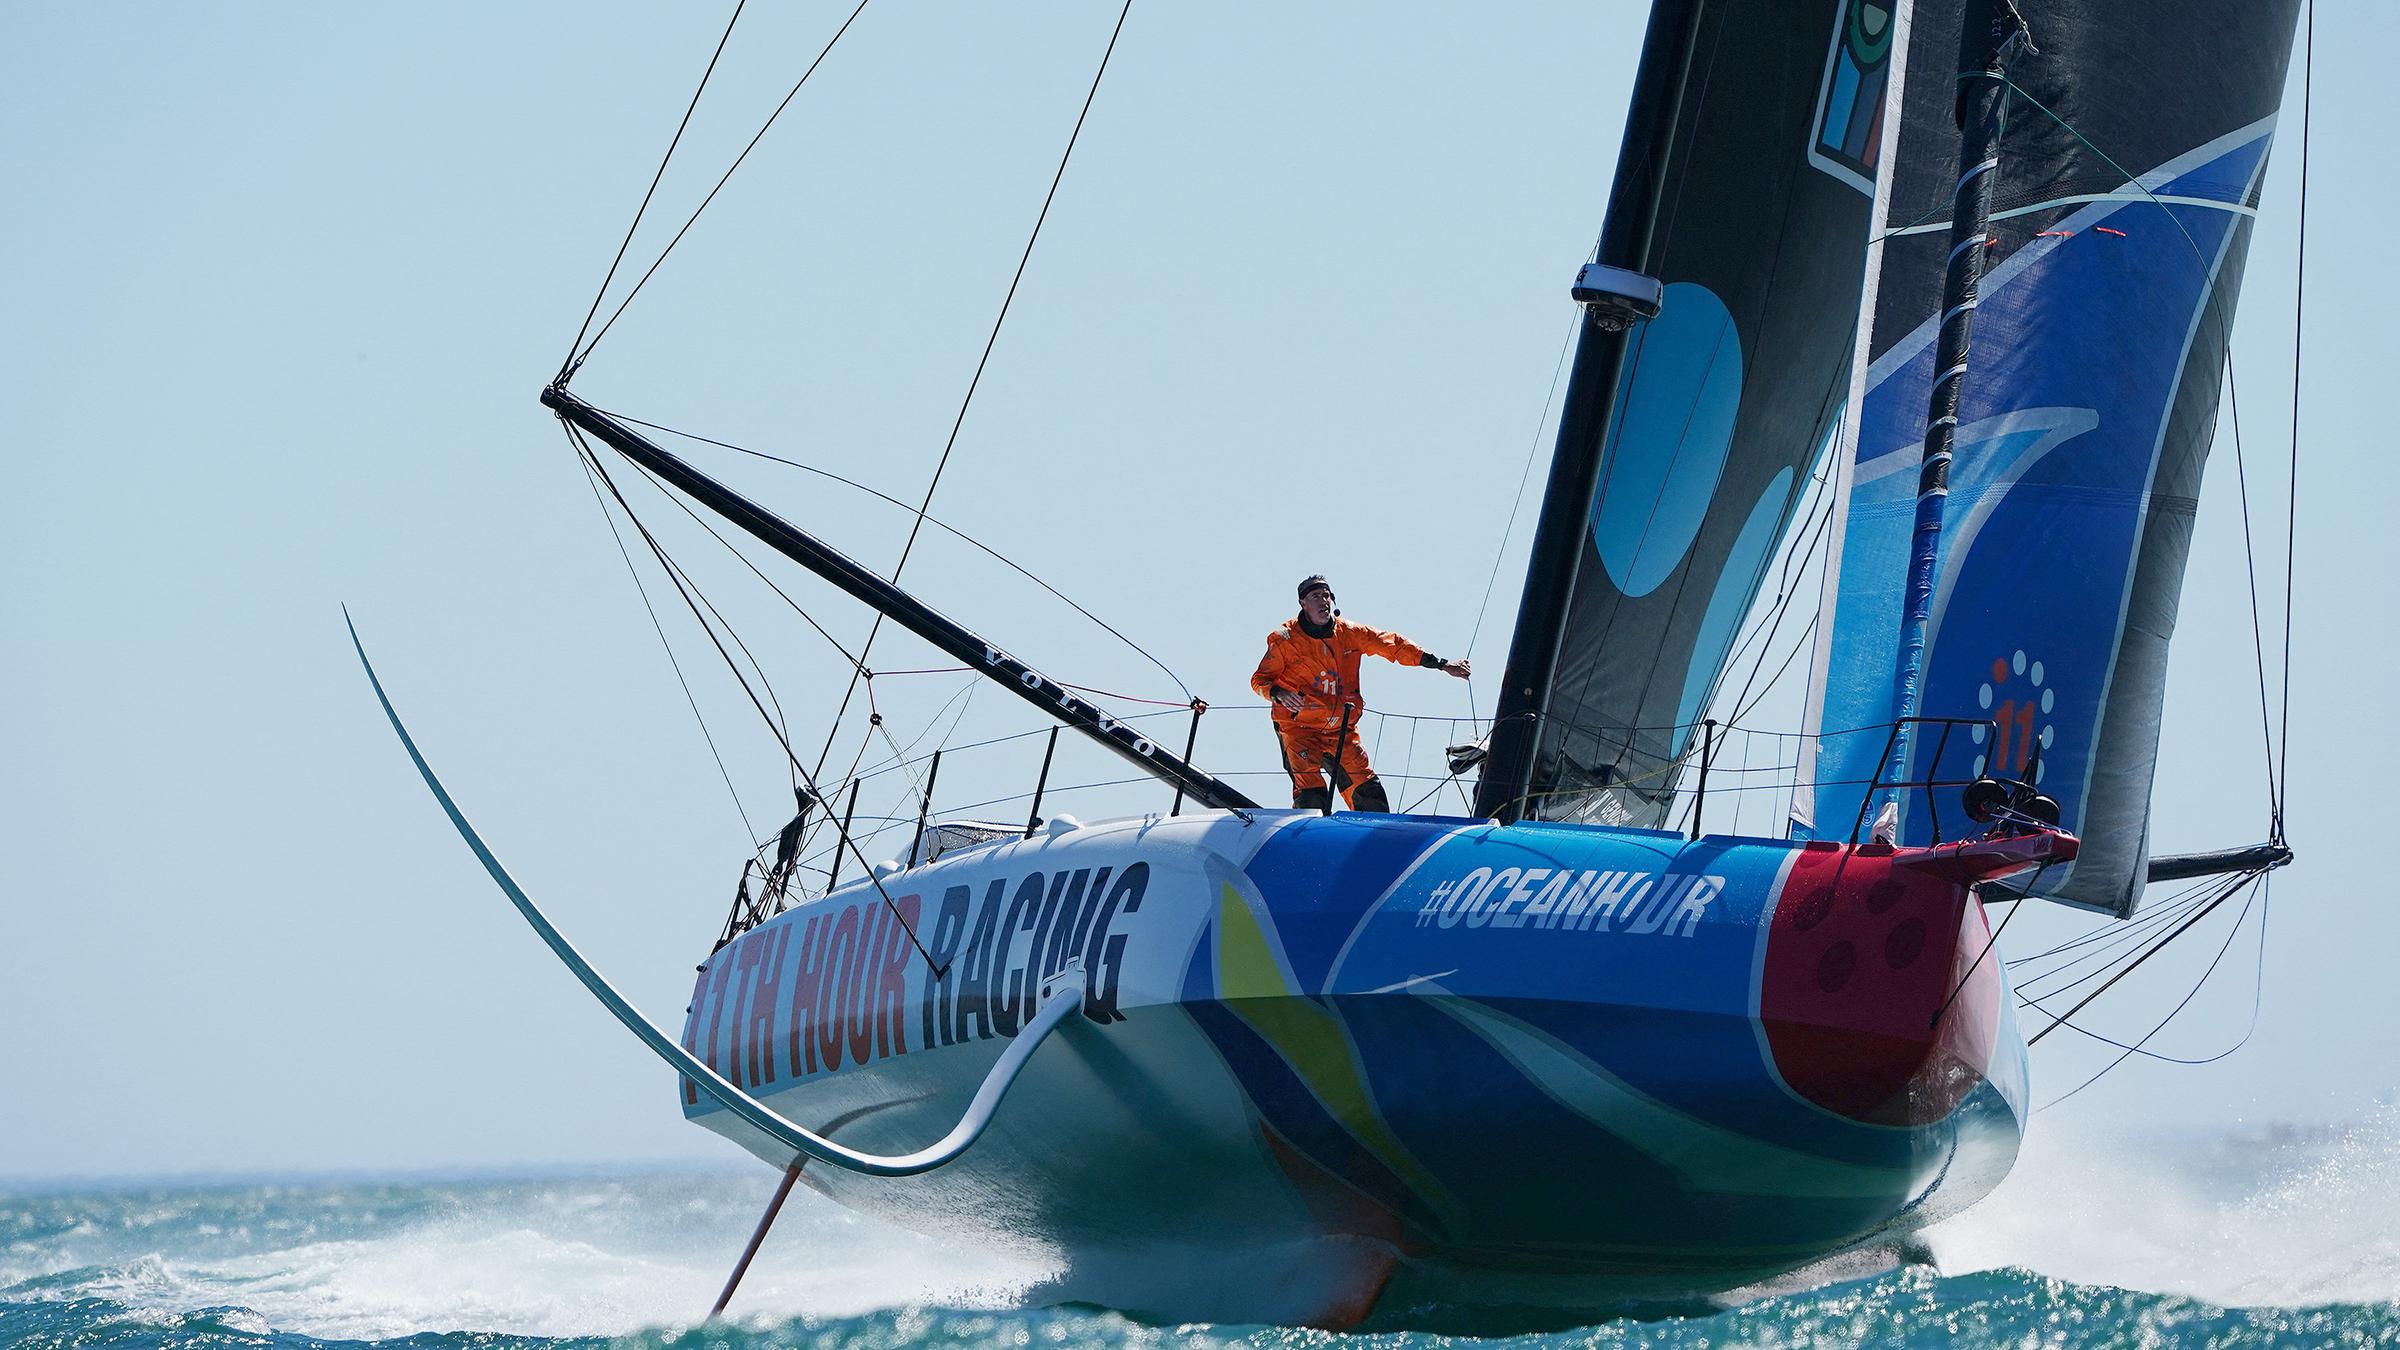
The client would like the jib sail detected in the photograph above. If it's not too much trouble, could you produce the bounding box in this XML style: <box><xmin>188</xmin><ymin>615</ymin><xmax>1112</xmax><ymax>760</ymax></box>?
<box><xmin>1793</xmin><ymin>0</ymin><xmax>2304</xmax><ymax>915</ymax></box>
<box><xmin>1478</xmin><ymin>0</ymin><xmax>1892</xmax><ymax>825</ymax></box>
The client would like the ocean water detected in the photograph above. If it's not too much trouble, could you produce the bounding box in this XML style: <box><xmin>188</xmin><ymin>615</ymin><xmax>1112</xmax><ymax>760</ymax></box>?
<box><xmin>6</xmin><ymin>1111</ymin><xmax>2397</xmax><ymax>1349</ymax></box>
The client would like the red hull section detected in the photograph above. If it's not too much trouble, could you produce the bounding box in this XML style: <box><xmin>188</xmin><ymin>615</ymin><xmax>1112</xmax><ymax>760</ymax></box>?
<box><xmin>1760</xmin><ymin>834</ymin><xmax>2074</xmax><ymax>1125</ymax></box>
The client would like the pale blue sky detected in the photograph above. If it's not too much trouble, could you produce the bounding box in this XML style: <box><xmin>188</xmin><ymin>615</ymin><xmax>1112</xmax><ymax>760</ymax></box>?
<box><xmin>3</xmin><ymin>3</ymin><xmax>2387</xmax><ymax>1182</ymax></box>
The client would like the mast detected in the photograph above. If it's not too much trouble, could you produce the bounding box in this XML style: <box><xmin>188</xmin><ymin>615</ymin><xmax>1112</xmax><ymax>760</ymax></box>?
<box><xmin>1874</xmin><ymin>0</ymin><xmax>2032</xmax><ymax>814</ymax></box>
<box><xmin>1475</xmin><ymin>0</ymin><xmax>1699</xmax><ymax>823</ymax></box>
<box><xmin>544</xmin><ymin>385</ymin><xmax>1259</xmax><ymax>815</ymax></box>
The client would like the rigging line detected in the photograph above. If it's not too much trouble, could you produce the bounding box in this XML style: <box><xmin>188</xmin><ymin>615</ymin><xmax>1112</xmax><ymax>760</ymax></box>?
<box><xmin>2009</xmin><ymin>888</ymin><xmax>2215</xmax><ymax>994</ymax></box>
<box><xmin>1710</xmin><ymin>486</ymin><xmax>1817</xmax><ymax>687</ymax></box>
<box><xmin>871</xmin><ymin>726</ymin><xmax>926</xmax><ymax>840</ymax></box>
<box><xmin>605</xmin><ymin>409</ymin><xmax>1193</xmax><ymax>704</ymax></box>
<box><xmin>569</xmin><ymin>430</ymin><xmax>760</xmax><ymax>847</ymax></box>
<box><xmin>2222</xmin><ymin>364</ymin><xmax>2284</xmax><ymax>822</ymax></box>
<box><xmin>2025</xmin><ymin>868</ymin><xmax>2256</xmax><ymax>1046</ymax></box>
<box><xmin>579</xmin><ymin>431</ymin><xmax>805</xmax><ymax>773</ymax></box>
<box><xmin>862</xmin><ymin>685</ymin><xmax>922</xmax><ymax>798</ymax></box>
<box><xmin>810</xmin><ymin>0</ymin><xmax>1141</xmax><ymax>784</ymax></box>
<box><xmin>637</xmin><ymin>503</ymin><xmax>802</xmax><ymax>755</ymax></box>
<box><xmin>589</xmin><ymin>447</ymin><xmax>942</xmax><ymax>971</ymax></box>
<box><xmin>613</xmin><ymin>446</ymin><xmax>866</xmax><ymax>674</ymax></box>
<box><xmin>2016</xmin><ymin>875</ymin><xmax>2244</xmax><ymax>1015</ymax></box>
<box><xmin>843</xmin><ymin>713</ymin><xmax>1126</xmax><ymax>782</ymax></box>
<box><xmin>834</xmin><ymin>663</ymin><xmax>1197</xmax><ymax>709</ymax></box>
<box><xmin>894</xmin><ymin>679</ymin><xmax>989</xmax><ymax>843</ymax></box>
<box><xmin>1464</xmin><ymin>311</ymin><xmax>1581</xmax><ymax>718</ymax></box>
<box><xmin>1728</xmin><ymin>611</ymin><xmax>1821</xmax><ymax>728</ymax></box>
<box><xmin>2033</xmin><ymin>876</ymin><xmax>2265</xmax><ymax>1112</ymax></box>
<box><xmin>821</xmin><ymin>675</ymin><xmax>980</xmax><ymax>866</ymax></box>
<box><xmin>1927</xmin><ymin>858</ymin><xmax>2047</xmax><ymax>1029</ymax></box>
<box><xmin>1778</xmin><ymin>412</ymin><xmax>1843</xmax><ymax>577</ymax></box>
<box><xmin>589</xmin><ymin>430</ymin><xmax>932</xmax><ymax>955</ymax></box>
<box><xmin>2277</xmin><ymin>0</ymin><xmax>2312</xmax><ymax>834</ymax></box>
<box><xmin>593</xmin><ymin>425</ymin><xmax>966</xmax><ymax>938</ymax></box>
<box><xmin>559</xmin><ymin>1</ymin><xmax>749</xmax><ymax>381</ymax></box>
<box><xmin>2007</xmin><ymin>869</ymin><xmax>2227</xmax><ymax>968</ymax></box>
<box><xmin>2010</xmin><ymin>880</ymin><xmax>2222</xmax><ymax>988</ymax></box>
<box><xmin>2010</xmin><ymin>892</ymin><xmax>2215</xmax><ymax>1002</ymax></box>
<box><xmin>1404</xmin><ymin>772</ymin><xmax>1462</xmax><ymax>815</ymax></box>
<box><xmin>1719</xmin><ymin>471</ymin><xmax>1839</xmax><ymax>721</ymax></box>
<box><xmin>1697</xmin><ymin>351</ymin><xmax>1849</xmax><ymax>735</ymax></box>
<box><xmin>572</xmin><ymin>0</ymin><xmax>875</xmax><ymax>371</ymax></box>
<box><xmin>2011</xmin><ymin>869</ymin><xmax>2227</xmax><ymax>956</ymax></box>
<box><xmin>827</xmin><ymin>703</ymin><xmax>1190</xmax><ymax>803</ymax></box>
<box><xmin>885</xmin><ymin>675</ymin><xmax>984</xmax><ymax>777</ymax></box>
<box><xmin>879</xmin><ymin>774</ymin><xmax>1157</xmax><ymax>826</ymax></box>
<box><xmin>590</xmin><ymin>436</ymin><xmax>811</xmax><ymax>767</ymax></box>
<box><xmin>2020</xmin><ymin>875</ymin><xmax>2273</xmax><ymax>1068</ymax></box>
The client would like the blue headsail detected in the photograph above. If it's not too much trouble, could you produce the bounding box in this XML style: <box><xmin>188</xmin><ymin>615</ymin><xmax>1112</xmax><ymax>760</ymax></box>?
<box><xmin>1794</xmin><ymin>0</ymin><xmax>2303</xmax><ymax>914</ymax></box>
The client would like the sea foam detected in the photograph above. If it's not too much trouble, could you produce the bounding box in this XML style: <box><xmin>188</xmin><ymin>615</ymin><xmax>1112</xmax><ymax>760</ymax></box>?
<box><xmin>1928</xmin><ymin>1102</ymin><xmax>2400</xmax><ymax>1307</ymax></box>
<box><xmin>4</xmin><ymin>1114</ymin><xmax>2393</xmax><ymax>1343</ymax></box>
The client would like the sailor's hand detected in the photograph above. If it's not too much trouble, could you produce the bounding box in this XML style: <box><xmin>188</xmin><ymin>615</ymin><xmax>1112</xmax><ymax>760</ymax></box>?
<box><xmin>1445</xmin><ymin>658</ymin><xmax>1473</xmax><ymax>680</ymax></box>
<box><xmin>1273</xmin><ymin>688</ymin><xmax>1305</xmax><ymax>711</ymax></box>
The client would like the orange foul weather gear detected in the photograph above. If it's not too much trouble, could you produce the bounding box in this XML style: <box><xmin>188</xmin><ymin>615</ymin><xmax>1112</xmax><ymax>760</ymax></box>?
<box><xmin>1252</xmin><ymin>616</ymin><xmax>1436</xmax><ymax>808</ymax></box>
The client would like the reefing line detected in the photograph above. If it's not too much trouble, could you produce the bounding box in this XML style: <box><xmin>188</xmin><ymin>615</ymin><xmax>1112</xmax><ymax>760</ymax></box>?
<box><xmin>345</xmin><ymin>608</ymin><xmax>1083</xmax><ymax>1177</ymax></box>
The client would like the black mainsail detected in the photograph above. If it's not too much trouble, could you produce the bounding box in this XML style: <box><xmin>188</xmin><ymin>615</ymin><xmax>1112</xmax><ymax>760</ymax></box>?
<box><xmin>1479</xmin><ymin>0</ymin><xmax>1893</xmax><ymax>826</ymax></box>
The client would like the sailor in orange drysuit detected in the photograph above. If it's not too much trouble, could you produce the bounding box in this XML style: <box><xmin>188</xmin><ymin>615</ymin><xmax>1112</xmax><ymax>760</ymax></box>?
<box><xmin>1251</xmin><ymin>574</ymin><xmax>1471</xmax><ymax>812</ymax></box>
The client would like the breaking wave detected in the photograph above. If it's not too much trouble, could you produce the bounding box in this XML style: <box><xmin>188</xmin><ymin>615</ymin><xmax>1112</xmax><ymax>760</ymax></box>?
<box><xmin>3</xmin><ymin>1114</ymin><xmax>2395</xmax><ymax>1346</ymax></box>
<box><xmin>1927</xmin><ymin>1101</ymin><xmax>2400</xmax><ymax>1308</ymax></box>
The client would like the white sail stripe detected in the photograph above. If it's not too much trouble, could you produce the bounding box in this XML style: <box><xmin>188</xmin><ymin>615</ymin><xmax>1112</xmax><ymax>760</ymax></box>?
<box><xmin>1940</xmin><ymin>300</ymin><xmax>1979</xmax><ymax>324</ymax></box>
<box><xmin>1946</xmin><ymin>234</ymin><xmax>1990</xmax><ymax>264</ymax></box>
<box><xmin>1924</xmin><ymin>408</ymin><xmax>2099</xmax><ymax>639</ymax></box>
<box><xmin>1885</xmin><ymin>192</ymin><xmax>2260</xmax><ymax>240</ymax></box>
<box><xmin>1953</xmin><ymin>156</ymin><xmax>2001</xmax><ymax>193</ymax></box>
<box><xmin>1862</xmin><ymin>116</ymin><xmax>2275</xmax><ymax>409</ymax></box>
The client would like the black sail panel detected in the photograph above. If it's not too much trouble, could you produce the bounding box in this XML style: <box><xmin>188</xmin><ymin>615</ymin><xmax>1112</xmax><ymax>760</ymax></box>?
<box><xmin>1480</xmin><ymin>0</ymin><xmax>1888</xmax><ymax>824</ymax></box>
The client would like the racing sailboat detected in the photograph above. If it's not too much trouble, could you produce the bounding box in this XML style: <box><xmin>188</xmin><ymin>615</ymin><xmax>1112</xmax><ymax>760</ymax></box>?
<box><xmin>361</xmin><ymin>0</ymin><xmax>2306</xmax><ymax>1328</ymax></box>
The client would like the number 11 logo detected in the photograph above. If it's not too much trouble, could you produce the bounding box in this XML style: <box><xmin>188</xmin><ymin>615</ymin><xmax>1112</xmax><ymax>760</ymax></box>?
<box><xmin>1973</xmin><ymin>649</ymin><xmax>2055</xmax><ymax>782</ymax></box>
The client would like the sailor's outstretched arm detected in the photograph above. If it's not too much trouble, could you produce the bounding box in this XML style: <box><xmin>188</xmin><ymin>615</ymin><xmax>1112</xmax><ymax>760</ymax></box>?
<box><xmin>1344</xmin><ymin>621</ymin><xmax>1470</xmax><ymax>678</ymax></box>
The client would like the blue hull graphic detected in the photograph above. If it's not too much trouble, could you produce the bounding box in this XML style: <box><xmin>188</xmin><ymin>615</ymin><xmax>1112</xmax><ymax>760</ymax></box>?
<box><xmin>681</xmin><ymin>810</ymin><xmax>2063</xmax><ymax>1325</ymax></box>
